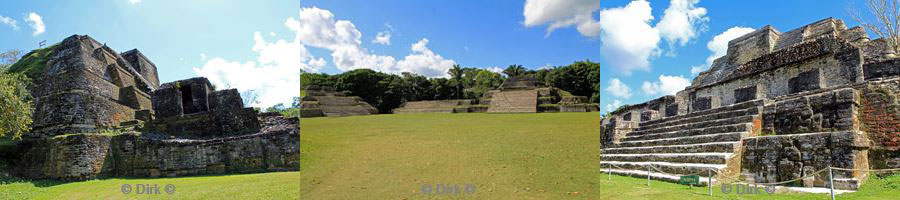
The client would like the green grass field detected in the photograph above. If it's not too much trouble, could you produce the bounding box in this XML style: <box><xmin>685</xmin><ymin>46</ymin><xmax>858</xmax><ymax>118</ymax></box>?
<box><xmin>2</xmin><ymin>112</ymin><xmax>898</xmax><ymax>199</ymax></box>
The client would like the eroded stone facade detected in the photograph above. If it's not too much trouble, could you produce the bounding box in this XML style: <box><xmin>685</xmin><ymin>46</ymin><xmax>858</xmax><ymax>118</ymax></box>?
<box><xmin>600</xmin><ymin>18</ymin><xmax>900</xmax><ymax>190</ymax></box>
<box><xmin>10</xmin><ymin>35</ymin><xmax>301</xmax><ymax>180</ymax></box>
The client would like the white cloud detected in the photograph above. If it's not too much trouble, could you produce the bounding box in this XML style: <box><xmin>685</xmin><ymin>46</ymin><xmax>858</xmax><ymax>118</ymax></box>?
<box><xmin>194</xmin><ymin>32</ymin><xmax>325</xmax><ymax>108</ymax></box>
<box><xmin>129</xmin><ymin>0</ymin><xmax>141</xmax><ymax>4</ymax></box>
<box><xmin>593</xmin><ymin>0</ymin><xmax>658</xmax><ymax>75</ymax></box>
<box><xmin>691</xmin><ymin>26</ymin><xmax>755</xmax><ymax>75</ymax></box>
<box><xmin>605</xmin><ymin>78</ymin><xmax>632</xmax><ymax>98</ymax></box>
<box><xmin>200</xmin><ymin>53</ymin><xmax>207</xmax><ymax>61</ymax></box>
<box><xmin>641</xmin><ymin>74</ymin><xmax>690</xmax><ymax>96</ymax></box>
<box><xmin>195</xmin><ymin>7</ymin><xmax>460</xmax><ymax>107</ymax></box>
<box><xmin>657</xmin><ymin>0</ymin><xmax>709</xmax><ymax>47</ymax></box>
<box><xmin>25</xmin><ymin>12</ymin><xmax>44</xmax><ymax>36</ymax></box>
<box><xmin>285</xmin><ymin>7</ymin><xmax>398</xmax><ymax>72</ymax></box>
<box><xmin>486</xmin><ymin>66</ymin><xmax>504</xmax><ymax>74</ymax></box>
<box><xmin>0</xmin><ymin>15</ymin><xmax>18</xmax><ymax>30</ymax></box>
<box><xmin>605</xmin><ymin>99</ymin><xmax>623</xmax><ymax>112</ymax></box>
<box><xmin>396</xmin><ymin>38</ymin><xmax>457</xmax><ymax>77</ymax></box>
<box><xmin>285</xmin><ymin>7</ymin><xmax>455</xmax><ymax>77</ymax></box>
<box><xmin>372</xmin><ymin>31</ymin><xmax>391</xmax><ymax>45</ymax></box>
<box><xmin>523</xmin><ymin>0</ymin><xmax>709</xmax><ymax>75</ymax></box>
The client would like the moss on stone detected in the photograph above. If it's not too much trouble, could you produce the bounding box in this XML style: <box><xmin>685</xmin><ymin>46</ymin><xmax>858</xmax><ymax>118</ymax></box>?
<box><xmin>7</xmin><ymin>44</ymin><xmax>59</xmax><ymax>81</ymax></box>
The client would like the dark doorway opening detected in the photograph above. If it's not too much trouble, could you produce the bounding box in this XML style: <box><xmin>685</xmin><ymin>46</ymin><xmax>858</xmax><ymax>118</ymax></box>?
<box><xmin>180</xmin><ymin>85</ymin><xmax>197</xmax><ymax>114</ymax></box>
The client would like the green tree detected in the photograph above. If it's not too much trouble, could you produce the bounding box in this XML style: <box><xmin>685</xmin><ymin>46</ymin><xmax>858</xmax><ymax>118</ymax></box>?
<box><xmin>503</xmin><ymin>64</ymin><xmax>525</xmax><ymax>78</ymax></box>
<box><xmin>1</xmin><ymin>49</ymin><xmax>32</xmax><ymax>139</ymax></box>
<box><xmin>448</xmin><ymin>64</ymin><xmax>464</xmax><ymax>99</ymax></box>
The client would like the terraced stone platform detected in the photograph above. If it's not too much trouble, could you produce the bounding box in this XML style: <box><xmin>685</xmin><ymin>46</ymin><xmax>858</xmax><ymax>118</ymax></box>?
<box><xmin>487</xmin><ymin>90</ymin><xmax>538</xmax><ymax>113</ymax></box>
<box><xmin>600</xmin><ymin>100</ymin><xmax>765</xmax><ymax>184</ymax></box>
<box><xmin>393</xmin><ymin>100</ymin><xmax>471</xmax><ymax>114</ymax></box>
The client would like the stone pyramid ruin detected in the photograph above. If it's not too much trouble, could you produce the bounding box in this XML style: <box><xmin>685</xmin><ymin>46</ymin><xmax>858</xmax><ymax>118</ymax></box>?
<box><xmin>7</xmin><ymin>35</ymin><xmax>301</xmax><ymax>180</ymax></box>
<box><xmin>600</xmin><ymin>18</ymin><xmax>900</xmax><ymax>190</ymax></box>
<box><xmin>298</xmin><ymin>85</ymin><xmax>378</xmax><ymax>117</ymax></box>
<box><xmin>485</xmin><ymin>76</ymin><xmax>598</xmax><ymax>113</ymax></box>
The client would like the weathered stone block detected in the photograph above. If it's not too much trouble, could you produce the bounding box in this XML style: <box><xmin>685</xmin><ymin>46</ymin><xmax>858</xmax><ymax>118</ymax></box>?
<box><xmin>789</xmin><ymin>69</ymin><xmax>822</xmax><ymax>93</ymax></box>
<box><xmin>692</xmin><ymin>96</ymin><xmax>719</xmax><ymax>112</ymax></box>
<box><xmin>734</xmin><ymin>85</ymin><xmax>758</xmax><ymax>103</ymax></box>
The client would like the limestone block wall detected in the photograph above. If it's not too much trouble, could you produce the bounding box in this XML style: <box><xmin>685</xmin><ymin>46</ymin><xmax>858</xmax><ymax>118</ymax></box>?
<box><xmin>859</xmin><ymin>78</ymin><xmax>900</xmax><ymax>169</ymax></box>
<box><xmin>13</xmin><ymin>116</ymin><xmax>301</xmax><ymax>180</ymax></box>
<box><xmin>741</xmin><ymin>131</ymin><xmax>869</xmax><ymax>189</ymax></box>
<box><xmin>13</xmin><ymin>134</ymin><xmax>113</xmax><ymax>180</ymax></box>
<box><xmin>761</xmin><ymin>88</ymin><xmax>860</xmax><ymax>135</ymax></box>
<box><xmin>690</xmin><ymin>36</ymin><xmax>863</xmax><ymax>108</ymax></box>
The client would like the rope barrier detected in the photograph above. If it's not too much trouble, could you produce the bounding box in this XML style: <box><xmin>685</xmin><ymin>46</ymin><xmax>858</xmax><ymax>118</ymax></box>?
<box><xmin>832</xmin><ymin>167</ymin><xmax>900</xmax><ymax>172</ymax></box>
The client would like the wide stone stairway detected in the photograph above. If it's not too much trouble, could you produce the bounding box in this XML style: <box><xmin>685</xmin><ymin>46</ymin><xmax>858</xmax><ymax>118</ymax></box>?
<box><xmin>393</xmin><ymin>101</ymin><xmax>457</xmax><ymax>114</ymax></box>
<box><xmin>316</xmin><ymin>96</ymin><xmax>376</xmax><ymax>117</ymax></box>
<box><xmin>599</xmin><ymin>99</ymin><xmax>765</xmax><ymax>184</ymax></box>
<box><xmin>487</xmin><ymin>90</ymin><xmax>538</xmax><ymax>113</ymax></box>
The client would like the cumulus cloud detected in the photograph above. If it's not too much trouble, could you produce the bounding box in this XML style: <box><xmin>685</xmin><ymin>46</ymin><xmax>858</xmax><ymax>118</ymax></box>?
<box><xmin>285</xmin><ymin>7</ymin><xmax>455</xmax><ymax>77</ymax></box>
<box><xmin>657</xmin><ymin>0</ymin><xmax>708</xmax><ymax>47</ymax></box>
<box><xmin>641</xmin><ymin>74</ymin><xmax>690</xmax><ymax>96</ymax></box>
<box><xmin>372</xmin><ymin>31</ymin><xmax>391</xmax><ymax>45</ymax></box>
<box><xmin>194</xmin><ymin>32</ymin><xmax>325</xmax><ymax>108</ymax></box>
<box><xmin>373</xmin><ymin>23</ymin><xmax>394</xmax><ymax>46</ymax></box>
<box><xmin>605</xmin><ymin>78</ymin><xmax>632</xmax><ymax>98</ymax></box>
<box><xmin>523</xmin><ymin>0</ymin><xmax>709</xmax><ymax>75</ymax></box>
<box><xmin>194</xmin><ymin>7</ymin><xmax>459</xmax><ymax>107</ymax></box>
<box><xmin>25</xmin><ymin>12</ymin><xmax>44</xmax><ymax>36</ymax></box>
<box><xmin>605</xmin><ymin>99</ymin><xmax>623</xmax><ymax>112</ymax></box>
<box><xmin>691</xmin><ymin>26</ymin><xmax>755</xmax><ymax>75</ymax></box>
<box><xmin>0</xmin><ymin>15</ymin><xmax>18</xmax><ymax>30</ymax></box>
<box><xmin>396</xmin><ymin>38</ymin><xmax>457</xmax><ymax>77</ymax></box>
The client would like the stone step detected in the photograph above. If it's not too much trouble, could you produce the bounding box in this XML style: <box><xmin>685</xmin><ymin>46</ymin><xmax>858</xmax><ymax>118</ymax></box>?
<box><xmin>602</xmin><ymin>141</ymin><xmax>740</xmax><ymax>154</ymax></box>
<box><xmin>600</xmin><ymin>152</ymin><xmax>733</xmax><ymax>164</ymax></box>
<box><xmin>615</xmin><ymin>132</ymin><xmax>745</xmax><ymax>148</ymax></box>
<box><xmin>599</xmin><ymin>161</ymin><xmax>725</xmax><ymax>177</ymax></box>
<box><xmin>640</xmin><ymin>99</ymin><xmax>764</xmax><ymax>127</ymax></box>
<box><xmin>624</xmin><ymin>123</ymin><xmax>751</xmax><ymax>142</ymax></box>
<box><xmin>393</xmin><ymin>107</ymin><xmax>455</xmax><ymax>114</ymax></box>
<box><xmin>630</xmin><ymin>114</ymin><xmax>756</xmax><ymax>136</ymax></box>
<box><xmin>636</xmin><ymin>107</ymin><xmax>759</xmax><ymax>132</ymax></box>
<box><xmin>603</xmin><ymin>168</ymin><xmax>716</xmax><ymax>186</ymax></box>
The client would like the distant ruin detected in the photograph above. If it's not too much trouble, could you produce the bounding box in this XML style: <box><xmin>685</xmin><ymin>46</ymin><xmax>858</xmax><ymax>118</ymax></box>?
<box><xmin>600</xmin><ymin>18</ymin><xmax>900</xmax><ymax>190</ymax></box>
<box><xmin>391</xmin><ymin>76</ymin><xmax>600</xmax><ymax>114</ymax></box>
<box><xmin>6</xmin><ymin>35</ymin><xmax>300</xmax><ymax>180</ymax></box>
<box><xmin>486</xmin><ymin>76</ymin><xmax>599</xmax><ymax>113</ymax></box>
<box><xmin>298</xmin><ymin>85</ymin><xmax>378</xmax><ymax>117</ymax></box>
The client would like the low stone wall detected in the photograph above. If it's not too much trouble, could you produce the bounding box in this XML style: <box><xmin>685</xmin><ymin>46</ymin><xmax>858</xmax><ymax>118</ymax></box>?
<box><xmin>741</xmin><ymin>131</ymin><xmax>869</xmax><ymax>189</ymax></box>
<box><xmin>13</xmin><ymin>116</ymin><xmax>300</xmax><ymax>180</ymax></box>
<box><xmin>13</xmin><ymin>134</ymin><xmax>114</xmax><ymax>180</ymax></box>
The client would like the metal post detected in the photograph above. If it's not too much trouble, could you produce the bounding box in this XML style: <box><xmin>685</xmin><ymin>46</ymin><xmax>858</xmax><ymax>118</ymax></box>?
<box><xmin>708</xmin><ymin>168</ymin><xmax>712</xmax><ymax>196</ymax></box>
<box><xmin>829</xmin><ymin>167</ymin><xmax>835</xmax><ymax>200</ymax></box>
<box><xmin>647</xmin><ymin>165</ymin><xmax>651</xmax><ymax>187</ymax></box>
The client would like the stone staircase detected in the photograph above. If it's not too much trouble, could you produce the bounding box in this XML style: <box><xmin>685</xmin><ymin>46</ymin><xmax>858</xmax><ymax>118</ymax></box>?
<box><xmin>393</xmin><ymin>101</ymin><xmax>458</xmax><ymax>114</ymax></box>
<box><xmin>600</xmin><ymin>100</ymin><xmax>765</xmax><ymax>184</ymax></box>
<box><xmin>315</xmin><ymin>96</ymin><xmax>376</xmax><ymax>117</ymax></box>
<box><xmin>487</xmin><ymin>90</ymin><xmax>538</xmax><ymax>113</ymax></box>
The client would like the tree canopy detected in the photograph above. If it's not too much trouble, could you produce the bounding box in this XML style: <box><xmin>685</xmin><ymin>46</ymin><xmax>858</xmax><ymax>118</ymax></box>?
<box><xmin>297</xmin><ymin>60</ymin><xmax>601</xmax><ymax>113</ymax></box>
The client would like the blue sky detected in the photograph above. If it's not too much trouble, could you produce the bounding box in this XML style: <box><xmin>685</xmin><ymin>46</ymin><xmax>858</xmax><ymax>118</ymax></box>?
<box><xmin>0</xmin><ymin>0</ymin><xmax>876</xmax><ymax>108</ymax></box>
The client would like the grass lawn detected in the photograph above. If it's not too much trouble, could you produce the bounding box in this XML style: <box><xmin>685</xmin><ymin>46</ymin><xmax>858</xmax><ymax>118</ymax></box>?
<box><xmin>2</xmin><ymin>112</ymin><xmax>898</xmax><ymax>199</ymax></box>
